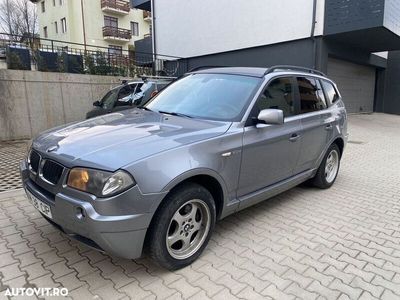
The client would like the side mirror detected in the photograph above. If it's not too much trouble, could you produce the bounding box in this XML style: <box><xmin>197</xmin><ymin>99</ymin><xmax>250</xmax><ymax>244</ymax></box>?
<box><xmin>93</xmin><ymin>100</ymin><xmax>101</xmax><ymax>107</ymax></box>
<box><xmin>257</xmin><ymin>109</ymin><xmax>284</xmax><ymax>126</ymax></box>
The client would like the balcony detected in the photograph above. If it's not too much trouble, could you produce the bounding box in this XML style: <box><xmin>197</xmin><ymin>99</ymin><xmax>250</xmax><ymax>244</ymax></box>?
<box><xmin>102</xmin><ymin>26</ymin><xmax>131</xmax><ymax>42</ymax></box>
<box><xmin>143</xmin><ymin>11</ymin><xmax>152</xmax><ymax>22</ymax></box>
<box><xmin>101</xmin><ymin>0</ymin><xmax>130</xmax><ymax>15</ymax></box>
<box><xmin>325</xmin><ymin>0</ymin><xmax>400</xmax><ymax>51</ymax></box>
<box><xmin>131</xmin><ymin>0</ymin><xmax>151</xmax><ymax>11</ymax></box>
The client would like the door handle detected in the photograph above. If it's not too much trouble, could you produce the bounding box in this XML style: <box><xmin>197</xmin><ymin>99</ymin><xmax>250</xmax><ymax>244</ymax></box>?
<box><xmin>325</xmin><ymin>124</ymin><xmax>333</xmax><ymax>131</ymax></box>
<box><xmin>289</xmin><ymin>133</ymin><xmax>301</xmax><ymax>142</ymax></box>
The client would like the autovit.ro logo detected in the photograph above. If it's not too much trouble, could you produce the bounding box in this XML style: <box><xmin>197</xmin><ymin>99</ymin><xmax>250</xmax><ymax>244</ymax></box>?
<box><xmin>3</xmin><ymin>287</ymin><xmax>68</xmax><ymax>297</ymax></box>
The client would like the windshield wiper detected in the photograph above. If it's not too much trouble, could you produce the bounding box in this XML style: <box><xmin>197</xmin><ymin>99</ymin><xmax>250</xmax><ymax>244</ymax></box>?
<box><xmin>158</xmin><ymin>111</ymin><xmax>193</xmax><ymax>118</ymax></box>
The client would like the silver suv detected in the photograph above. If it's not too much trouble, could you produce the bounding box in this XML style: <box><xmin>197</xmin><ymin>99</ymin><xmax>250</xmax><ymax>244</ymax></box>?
<box><xmin>20</xmin><ymin>66</ymin><xmax>348</xmax><ymax>270</ymax></box>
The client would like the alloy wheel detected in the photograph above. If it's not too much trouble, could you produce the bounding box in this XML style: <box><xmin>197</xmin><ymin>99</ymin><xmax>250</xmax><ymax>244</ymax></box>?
<box><xmin>325</xmin><ymin>149</ymin><xmax>339</xmax><ymax>183</ymax></box>
<box><xmin>166</xmin><ymin>199</ymin><xmax>211</xmax><ymax>260</ymax></box>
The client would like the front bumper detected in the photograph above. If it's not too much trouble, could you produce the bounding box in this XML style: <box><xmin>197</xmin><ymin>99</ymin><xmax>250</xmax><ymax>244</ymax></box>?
<box><xmin>20</xmin><ymin>160</ymin><xmax>166</xmax><ymax>259</ymax></box>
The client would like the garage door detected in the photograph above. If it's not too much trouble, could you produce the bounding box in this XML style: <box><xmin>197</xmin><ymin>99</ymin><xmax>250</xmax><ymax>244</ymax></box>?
<box><xmin>327</xmin><ymin>58</ymin><xmax>376</xmax><ymax>113</ymax></box>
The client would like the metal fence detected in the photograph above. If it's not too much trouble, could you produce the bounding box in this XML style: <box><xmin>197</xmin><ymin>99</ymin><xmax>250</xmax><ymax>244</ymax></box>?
<box><xmin>0</xmin><ymin>33</ymin><xmax>188</xmax><ymax>77</ymax></box>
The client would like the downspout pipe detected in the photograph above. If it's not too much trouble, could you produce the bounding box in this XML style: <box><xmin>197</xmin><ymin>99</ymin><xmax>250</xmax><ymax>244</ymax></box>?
<box><xmin>80</xmin><ymin>0</ymin><xmax>87</xmax><ymax>54</ymax></box>
<box><xmin>151</xmin><ymin>0</ymin><xmax>157</xmax><ymax>74</ymax></box>
<box><xmin>311</xmin><ymin>0</ymin><xmax>318</xmax><ymax>69</ymax></box>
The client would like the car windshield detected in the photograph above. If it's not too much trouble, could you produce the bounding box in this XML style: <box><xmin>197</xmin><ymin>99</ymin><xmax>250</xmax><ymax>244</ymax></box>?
<box><xmin>146</xmin><ymin>74</ymin><xmax>261</xmax><ymax>121</ymax></box>
<box><xmin>100</xmin><ymin>88</ymin><xmax>119</xmax><ymax>109</ymax></box>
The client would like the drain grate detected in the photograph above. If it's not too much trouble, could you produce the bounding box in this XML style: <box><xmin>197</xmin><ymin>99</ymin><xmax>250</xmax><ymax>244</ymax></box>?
<box><xmin>0</xmin><ymin>141</ymin><xmax>29</xmax><ymax>192</ymax></box>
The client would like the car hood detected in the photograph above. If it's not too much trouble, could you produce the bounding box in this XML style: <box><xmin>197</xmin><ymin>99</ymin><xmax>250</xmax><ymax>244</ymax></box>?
<box><xmin>32</xmin><ymin>109</ymin><xmax>232</xmax><ymax>170</ymax></box>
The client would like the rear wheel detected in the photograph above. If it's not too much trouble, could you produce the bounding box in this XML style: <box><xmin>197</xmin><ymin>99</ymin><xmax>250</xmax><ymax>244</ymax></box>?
<box><xmin>311</xmin><ymin>144</ymin><xmax>341</xmax><ymax>189</ymax></box>
<box><xmin>147</xmin><ymin>183</ymin><xmax>216</xmax><ymax>270</ymax></box>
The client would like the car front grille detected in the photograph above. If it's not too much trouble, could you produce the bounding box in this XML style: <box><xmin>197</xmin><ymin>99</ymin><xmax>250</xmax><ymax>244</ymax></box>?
<box><xmin>41</xmin><ymin>160</ymin><xmax>64</xmax><ymax>185</ymax></box>
<box><xmin>28</xmin><ymin>150</ymin><xmax>41</xmax><ymax>174</ymax></box>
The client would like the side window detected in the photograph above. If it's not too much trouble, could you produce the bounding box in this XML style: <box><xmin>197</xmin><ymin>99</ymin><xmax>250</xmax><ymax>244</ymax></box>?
<box><xmin>256</xmin><ymin>77</ymin><xmax>295</xmax><ymax>117</ymax></box>
<box><xmin>321</xmin><ymin>80</ymin><xmax>339</xmax><ymax>105</ymax></box>
<box><xmin>297</xmin><ymin>77</ymin><xmax>327</xmax><ymax>113</ymax></box>
<box><xmin>115</xmin><ymin>85</ymin><xmax>136</xmax><ymax>106</ymax></box>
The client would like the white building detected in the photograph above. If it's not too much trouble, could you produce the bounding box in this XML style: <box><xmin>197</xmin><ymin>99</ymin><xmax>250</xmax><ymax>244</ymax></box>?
<box><xmin>133</xmin><ymin>0</ymin><xmax>400</xmax><ymax>114</ymax></box>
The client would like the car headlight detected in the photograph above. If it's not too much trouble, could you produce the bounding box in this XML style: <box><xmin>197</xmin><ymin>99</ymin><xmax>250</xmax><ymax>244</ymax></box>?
<box><xmin>67</xmin><ymin>168</ymin><xmax>135</xmax><ymax>197</ymax></box>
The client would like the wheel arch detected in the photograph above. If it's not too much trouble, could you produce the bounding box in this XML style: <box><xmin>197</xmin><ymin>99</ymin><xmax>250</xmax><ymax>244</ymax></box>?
<box><xmin>157</xmin><ymin>169</ymin><xmax>228</xmax><ymax>220</ymax></box>
<box><xmin>332</xmin><ymin>137</ymin><xmax>344</xmax><ymax>157</ymax></box>
<box><xmin>144</xmin><ymin>170</ymin><xmax>227</xmax><ymax>254</ymax></box>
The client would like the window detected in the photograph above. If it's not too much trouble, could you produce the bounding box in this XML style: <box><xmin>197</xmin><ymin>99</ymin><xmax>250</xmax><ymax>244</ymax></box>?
<box><xmin>256</xmin><ymin>77</ymin><xmax>295</xmax><ymax>117</ymax></box>
<box><xmin>101</xmin><ymin>89</ymin><xmax>118</xmax><ymax>109</ymax></box>
<box><xmin>104</xmin><ymin>16</ymin><xmax>118</xmax><ymax>28</ymax></box>
<box><xmin>131</xmin><ymin>22</ymin><xmax>139</xmax><ymax>36</ymax></box>
<box><xmin>43</xmin><ymin>26</ymin><xmax>48</xmax><ymax>38</ymax></box>
<box><xmin>297</xmin><ymin>77</ymin><xmax>327</xmax><ymax>113</ymax></box>
<box><xmin>321</xmin><ymin>80</ymin><xmax>339</xmax><ymax>105</ymax></box>
<box><xmin>53</xmin><ymin>0</ymin><xmax>55</xmax><ymax>6</ymax></box>
<box><xmin>59</xmin><ymin>0</ymin><xmax>63</xmax><ymax>5</ymax></box>
<box><xmin>41</xmin><ymin>1</ymin><xmax>45</xmax><ymax>13</ymax></box>
<box><xmin>108</xmin><ymin>45</ymin><xmax>122</xmax><ymax>56</ymax></box>
<box><xmin>115</xmin><ymin>84</ymin><xmax>138</xmax><ymax>106</ymax></box>
<box><xmin>54</xmin><ymin>21</ymin><xmax>58</xmax><ymax>34</ymax></box>
<box><xmin>61</xmin><ymin>18</ymin><xmax>67</xmax><ymax>33</ymax></box>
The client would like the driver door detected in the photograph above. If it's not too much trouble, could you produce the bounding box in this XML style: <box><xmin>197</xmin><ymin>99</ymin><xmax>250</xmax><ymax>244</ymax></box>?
<box><xmin>238</xmin><ymin>76</ymin><xmax>302</xmax><ymax>201</ymax></box>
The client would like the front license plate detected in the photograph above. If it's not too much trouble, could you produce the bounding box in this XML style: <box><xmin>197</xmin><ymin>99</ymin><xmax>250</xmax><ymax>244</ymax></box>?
<box><xmin>26</xmin><ymin>190</ymin><xmax>53</xmax><ymax>219</ymax></box>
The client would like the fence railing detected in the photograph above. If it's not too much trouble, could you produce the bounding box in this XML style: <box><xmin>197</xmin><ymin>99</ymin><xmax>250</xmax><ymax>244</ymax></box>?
<box><xmin>0</xmin><ymin>32</ymin><xmax>188</xmax><ymax>77</ymax></box>
<box><xmin>102</xmin><ymin>26</ymin><xmax>132</xmax><ymax>40</ymax></box>
<box><xmin>101</xmin><ymin>0</ymin><xmax>130</xmax><ymax>13</ymax></box>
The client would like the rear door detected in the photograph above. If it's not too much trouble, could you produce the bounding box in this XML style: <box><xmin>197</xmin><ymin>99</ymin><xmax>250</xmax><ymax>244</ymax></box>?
<box><xmin>294</xmin><ymin>76</ymin><xmax>333</xmax><ymax>174</ymax></box>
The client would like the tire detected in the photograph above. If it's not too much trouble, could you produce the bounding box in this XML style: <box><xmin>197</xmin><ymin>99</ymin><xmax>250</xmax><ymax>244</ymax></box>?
<box><xmin>146</xmin><ymin>183</ymin><xmax>216</xmax><ymax>270</ymax></box>
<box><xmin>311</xmin><ymin>144</ymin><xmax>341</xmax><ymax>189</ymax></box>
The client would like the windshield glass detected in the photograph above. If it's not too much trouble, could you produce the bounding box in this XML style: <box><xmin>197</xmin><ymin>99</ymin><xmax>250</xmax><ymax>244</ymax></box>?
<box><xmin>100</xmin><ymin>88</ymin><xmax>118</xmax><ymax>109</ymax></box>
<box><xmin>146</xmin><ymin>74</ymin><xmax>261</xmax><ymax>121</ymax></box>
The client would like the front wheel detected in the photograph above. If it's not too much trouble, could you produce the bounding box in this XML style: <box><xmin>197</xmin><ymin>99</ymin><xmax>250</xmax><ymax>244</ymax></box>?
<box><xmin>311</xmin><ymin>144</ymin><xmax>341</xmax><ymax>189</ymax></box>
<box><xmin>147</xmin><ymin>183</ymin><xmax>216</xmax><ymax>270</ymax></box>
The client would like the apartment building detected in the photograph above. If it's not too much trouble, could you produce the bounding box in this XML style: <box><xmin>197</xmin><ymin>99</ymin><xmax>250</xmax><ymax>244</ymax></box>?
<box><xmin>32</xmin><ymin>0</ymin><xmax>151</xmax><ymax>54</ymax></box>
<box><xmin>133</xmin><ymin>0</ymin><xmax>400</xmax><ymax>115</ymax></box>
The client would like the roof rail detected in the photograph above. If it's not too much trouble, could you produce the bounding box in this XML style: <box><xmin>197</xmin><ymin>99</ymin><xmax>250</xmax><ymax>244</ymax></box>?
<box><xmin>265</xmin><ymin>65</ymin><xmax>326</xmax><ymax>77</ymax></box>
<box><xmin>140</xmin><ymin>75</ymin><xmax>177</xmax><ymax>81</ymax></box>
<box><xmin>188</xmin><ymin>66</ymin><xmax>227</xmax><ymax>73</ymax></box>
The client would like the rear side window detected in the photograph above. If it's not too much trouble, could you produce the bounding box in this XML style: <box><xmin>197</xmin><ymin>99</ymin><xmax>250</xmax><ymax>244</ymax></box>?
<box><xmin>256</xmin><ymin>77</ymin><xmax>295</xmax><ymax>117</ymax></box>
<box><xmin>297</xmin><ymin>77</ymin><xmax>327</xmax><ymax>113</ymax></box>
<box><xmin>321</xmin><ymin>80</ymin><xmax>339</xmax><ymax>105</ymax></box>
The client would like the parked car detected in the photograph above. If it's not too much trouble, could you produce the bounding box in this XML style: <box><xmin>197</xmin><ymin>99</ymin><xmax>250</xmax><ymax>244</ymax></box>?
<box><xmin>21</xmin><ymin>66</ymin><xmax>347</xmax><ymax>270</ymax></box>
<box><xmin>86</xmin><ymin>77</ymin><xmax>173</xmax><ymax>119</ymax></box>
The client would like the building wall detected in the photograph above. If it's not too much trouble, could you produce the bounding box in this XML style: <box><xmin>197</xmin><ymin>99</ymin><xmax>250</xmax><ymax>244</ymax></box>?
<box><xmin>154</xmin><ymin>0</ymin><xmax>325</xmax><ymax>58</ymax></box>
<box><xmin>0</xmin><ymin>69</ymin><xmax>128</xmax><ymax>141</ymax></box>
<box><xmin>380</xmin><ymin>51</ymin><xmax>400</xmax><ymax>114</ymax></box>
<box><xmin>38</xmin><ymin>0</ymin><xmax>72</xmax><ymax>42</ymax></box>
<box><xmin>384</xmin><ymin>0</ymin><xmax>400</xmax><ymax>37</ymax></box>
<box><xmin>184</xmin><ymin>38</ymin><xmax>318</xmax><ymax>71</ymax></box>
<box><xmin>37</xmin><ymin>0</ymin><xmax>150</xmax><ymax>51</ymax></box>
